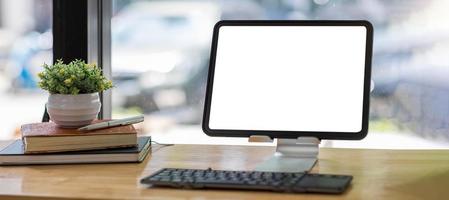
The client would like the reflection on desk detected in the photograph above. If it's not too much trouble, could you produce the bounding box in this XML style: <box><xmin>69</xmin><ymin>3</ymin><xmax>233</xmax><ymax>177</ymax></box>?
<box><xmin>0</xmin><ymin>141</ymin><xmax>448</xmax><ymax>200</ymax></box>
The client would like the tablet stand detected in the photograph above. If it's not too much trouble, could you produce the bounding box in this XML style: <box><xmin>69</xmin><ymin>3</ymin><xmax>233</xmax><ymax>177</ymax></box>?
<box><xmin>249</xmin><ymin>136</ymin><xmax>320</xmax><ymax>173</ymax></box>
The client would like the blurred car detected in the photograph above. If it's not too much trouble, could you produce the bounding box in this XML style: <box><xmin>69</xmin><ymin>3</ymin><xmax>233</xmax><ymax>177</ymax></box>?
<box><xmin>4</xmin><ymin>30</ymin><xmax>52</xmax><ymax>91</ymax></box>
<box><xmin>111</xmin><ymin>1</ymin><xmax>220</xmax><ymax>122</ymax></box>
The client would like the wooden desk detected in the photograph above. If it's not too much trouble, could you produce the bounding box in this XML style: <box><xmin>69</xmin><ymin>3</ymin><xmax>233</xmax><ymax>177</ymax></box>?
<box><xmin>0</xmin><ymin>141</ymin><xmax>448</xmax><ymax>200</ymax></box>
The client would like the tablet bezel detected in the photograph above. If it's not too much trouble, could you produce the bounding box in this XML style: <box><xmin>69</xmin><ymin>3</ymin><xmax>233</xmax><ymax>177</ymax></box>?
<box><xmin>202</xmin><ymin>20</ymin><xmax>373</xmax><ymax>140</ymax></box>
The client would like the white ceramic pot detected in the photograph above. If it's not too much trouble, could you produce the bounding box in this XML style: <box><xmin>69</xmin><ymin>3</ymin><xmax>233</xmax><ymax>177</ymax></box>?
<box><xmin>46</xmin><ymin>93</ymin><xmax>101</xmax><ymax>128</ymax></box>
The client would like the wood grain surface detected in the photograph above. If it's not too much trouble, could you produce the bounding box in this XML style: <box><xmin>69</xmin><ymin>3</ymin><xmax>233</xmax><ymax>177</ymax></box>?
<box><xmin>0</xmin><ymin>140</ymin><xmax>448</xmax><ymax>200</ymax></box>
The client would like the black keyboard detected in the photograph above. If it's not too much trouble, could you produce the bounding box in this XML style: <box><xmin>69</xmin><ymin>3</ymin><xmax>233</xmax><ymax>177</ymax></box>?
<box><xmin>141</xmin><ymin>168</ymin><xmax>352</xmax><ymax>194</ymax></box>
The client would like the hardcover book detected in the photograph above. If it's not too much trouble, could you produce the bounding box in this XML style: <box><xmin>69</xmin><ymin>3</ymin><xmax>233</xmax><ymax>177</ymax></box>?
<box><xmin>0</xmin><ymin>137</ymin><xmax>151</xmax><ymax>165</ymax></box>
<box><xmin>21</xmin><ymin>121</ymin><xmax>137</xmax><ymax>153</ymax></box>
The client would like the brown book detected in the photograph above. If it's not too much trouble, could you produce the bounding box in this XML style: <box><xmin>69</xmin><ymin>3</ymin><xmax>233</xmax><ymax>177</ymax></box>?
<box><xmin>21</xmin><ymin>121</ymin><xmax>137</xmax><ymax>154</ymax></box>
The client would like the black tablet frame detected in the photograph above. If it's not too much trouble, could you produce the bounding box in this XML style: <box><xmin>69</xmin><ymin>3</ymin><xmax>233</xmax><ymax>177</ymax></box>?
<box><xmin>202</xmin><ymin>20</ymin><xmax>373</xmax><ymax>140</ymax></box>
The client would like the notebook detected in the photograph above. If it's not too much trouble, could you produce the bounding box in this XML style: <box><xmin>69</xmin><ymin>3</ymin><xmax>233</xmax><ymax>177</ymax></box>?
<box><xmin>0</xmin><ymin>136</ymin><xmax>151</xmax><ymax>165</ymax></box>
<box><xmin>21</xmin><ymin>121</ymin><xmax>137</xmax><ymax>153</ymax></box>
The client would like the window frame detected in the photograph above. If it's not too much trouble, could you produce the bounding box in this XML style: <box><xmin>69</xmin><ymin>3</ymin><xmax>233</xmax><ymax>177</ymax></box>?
<box><xmin>87</xmin><ymin>0</ymin><xmax>112</xmax><ymax>119</ymax></box>
<box><xmin>49</xmin><ymin>0</ymin><xmax>111</xmax><ymax>121</ymax></box>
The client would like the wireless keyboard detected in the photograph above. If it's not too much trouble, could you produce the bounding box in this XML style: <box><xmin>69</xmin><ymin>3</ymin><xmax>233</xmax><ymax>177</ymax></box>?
<box><xmin>141</xmin><ymin>168</ymin><xmax>352</xmax><ymax>194</ymax></box>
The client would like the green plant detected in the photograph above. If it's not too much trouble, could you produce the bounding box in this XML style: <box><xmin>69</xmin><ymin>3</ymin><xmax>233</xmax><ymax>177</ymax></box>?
<box><xmin>38</xmin><ymin>59</ymin><xmax>113</xmax><ymax>95</ymax></box>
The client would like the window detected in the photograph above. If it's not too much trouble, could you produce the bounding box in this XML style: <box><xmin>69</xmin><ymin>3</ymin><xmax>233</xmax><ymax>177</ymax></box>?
<box><xmin>0</xmin><ymin>0</ymin><xmax>52</xmax><ymax>139</ymax></box>
<box><xmin>110</xmin><ymin>0</ymin><xmax>449</xmax><ymax>148</ymax></box>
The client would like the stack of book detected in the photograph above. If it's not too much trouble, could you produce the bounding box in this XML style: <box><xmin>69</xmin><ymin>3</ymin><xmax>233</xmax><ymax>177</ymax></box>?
<box><xmin>0</xmin><ymin>122</ymin><xmax>151</xmax><ymax>165</ymax></box>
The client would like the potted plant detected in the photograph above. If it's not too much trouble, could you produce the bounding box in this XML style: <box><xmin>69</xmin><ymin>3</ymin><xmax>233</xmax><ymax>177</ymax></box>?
<box><xmin>38</xmin><ymin>59</ymin><xmax>113</xmax><ymax>128</ymax></box>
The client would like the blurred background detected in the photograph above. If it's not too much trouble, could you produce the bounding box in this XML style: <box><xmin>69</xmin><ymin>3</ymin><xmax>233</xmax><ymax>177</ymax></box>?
<box><xmin>0</xmin><ymin>0</ymin><xmax>448</xmax><ymax>148</ymax></box>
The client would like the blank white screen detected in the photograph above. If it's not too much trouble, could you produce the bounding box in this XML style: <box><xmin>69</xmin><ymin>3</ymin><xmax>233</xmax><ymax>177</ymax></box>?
<box><xmin>208</xmin><ymin>26</ymin><xmax>367</xmax><ymax>132</ymax></box>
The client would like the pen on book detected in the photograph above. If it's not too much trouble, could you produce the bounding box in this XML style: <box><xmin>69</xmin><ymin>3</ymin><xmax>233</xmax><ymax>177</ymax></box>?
<box><xmin>78</xmin><ymin>115</ymin><xmax>144</xmax><ymax>131</ymax></box>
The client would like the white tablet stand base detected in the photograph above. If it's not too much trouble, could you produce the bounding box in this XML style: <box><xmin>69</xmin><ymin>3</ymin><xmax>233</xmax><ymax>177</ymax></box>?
<box><xmin>249</xmin><ymin>136</ymin><xmax>320</xmax><ymax>173</ymax></box>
